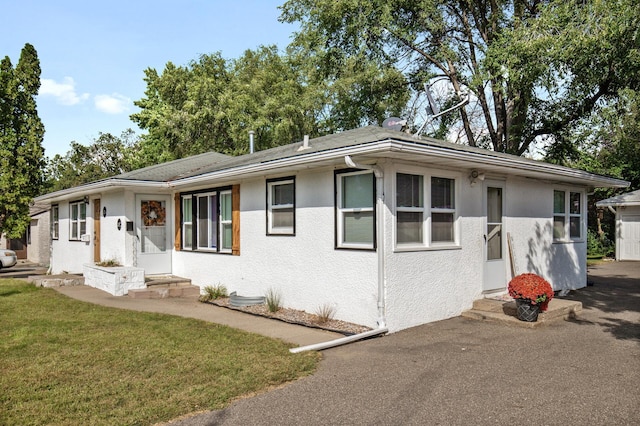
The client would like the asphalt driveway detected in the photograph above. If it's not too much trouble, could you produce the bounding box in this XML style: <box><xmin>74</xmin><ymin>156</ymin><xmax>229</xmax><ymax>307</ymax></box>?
<box><xmin>170</xmin><ymin>261</ymin><xmax>639</xmax><ymax>425</ymax></box>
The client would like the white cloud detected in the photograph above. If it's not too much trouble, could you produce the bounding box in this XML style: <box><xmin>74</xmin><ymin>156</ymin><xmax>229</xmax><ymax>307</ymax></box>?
<box><xmin>94</xmin><ymin>93</ymin><xmax>131</xmax><ymax>114</ymax></box>
<box><xmin>40</xmin><ymin>77</ymin><xmax>90</xmax><ymax>105</ymax></box>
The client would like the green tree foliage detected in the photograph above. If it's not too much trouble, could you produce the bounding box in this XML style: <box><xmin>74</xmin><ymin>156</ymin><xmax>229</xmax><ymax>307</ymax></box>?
<box><xmin>547</xmin><ymin>89</ymin><xmax>640</xmax><ymax>243</ymax></box>
<box><xmin>131</xmin><ymin>45</ymin><xmax>408</xmax><ymax>158</ymax></box>
<box><xmin>0</xmin><ymin>43</ymin><xmax>45</xmax><ymax>238</ymax></box>
<box><xmin>46</xmin><ymin>130</ymin><xmax>138</xmax><ymax>192</ymax></box>
<box><xmin>279</xmin><ymin>0</ymin><xmax>640</xmax><ymax>155</ymax></box>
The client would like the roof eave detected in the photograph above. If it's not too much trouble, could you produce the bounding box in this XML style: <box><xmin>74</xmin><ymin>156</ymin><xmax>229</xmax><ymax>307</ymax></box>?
<box><xmin>34</xmin><ymin>179</ymin><xmax>170</xmax><ymax>203</ymax></box>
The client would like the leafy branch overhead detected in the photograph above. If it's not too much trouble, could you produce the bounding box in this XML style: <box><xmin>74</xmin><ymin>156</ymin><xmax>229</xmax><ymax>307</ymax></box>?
<box><xmin>280</xmin><ymin>0</ymin><xmax>640</xmax><ymax>155</ymax></box>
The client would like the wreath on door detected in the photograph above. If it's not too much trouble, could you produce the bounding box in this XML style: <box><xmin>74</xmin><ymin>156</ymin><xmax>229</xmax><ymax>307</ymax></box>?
<box><xmin>141</xmin><ymin>201</ymin><xmax>166</xmax><ymax>226</ymax></box>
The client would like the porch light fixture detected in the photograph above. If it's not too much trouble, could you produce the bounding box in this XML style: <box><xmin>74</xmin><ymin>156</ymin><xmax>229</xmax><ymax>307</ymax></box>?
<box><xmin>469</xmin><ymin>169</ymin><xmax>485</xmax><ymax>187</ymax></box>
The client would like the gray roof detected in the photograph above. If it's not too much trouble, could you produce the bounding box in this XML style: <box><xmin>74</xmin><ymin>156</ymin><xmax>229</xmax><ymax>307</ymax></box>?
<box><xmin>596</xmin><ymin>189</ymin><xmax>640</xmax><ymax>207</ymax></box>
<box><xmin>113</xmin><ymin>151</ymin><xmax>231</xmax><ymax>182</ymax></box>
<box><xmin>35</xmin><ymin>126</ymin><xmax>628</xmax><ymax>202</ymax></box>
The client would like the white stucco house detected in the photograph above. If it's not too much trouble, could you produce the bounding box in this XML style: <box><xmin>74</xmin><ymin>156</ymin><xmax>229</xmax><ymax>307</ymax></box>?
<box><xmin>596</xmin><ymin>189</ymin><xmax>640</xmax><ymax>261</ymax></box>
<box><xmin>34</xmin><ymin>126</ymin><xmax>628</xmax><ymax>332</ymax></box>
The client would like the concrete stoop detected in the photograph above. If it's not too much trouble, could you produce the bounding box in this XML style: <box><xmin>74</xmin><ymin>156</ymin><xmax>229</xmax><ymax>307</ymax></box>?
<box><xmin>462</xmin><ymin>298</ymin><xmax>582</xmax><ymax>328</ymax></box>
<box><xmin>127</xmin><ymin>276</ymin><xmax>200</xmax><ymax>299</ymax></box>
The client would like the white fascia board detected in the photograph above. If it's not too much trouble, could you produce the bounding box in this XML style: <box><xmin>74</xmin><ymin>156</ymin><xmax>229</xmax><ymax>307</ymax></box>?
<box><xmin>385</xmin><ymin>141</ymin><xmax>629</xmax><ymax>188</ymax></box>
<box><xmin>34</xmin><ymin>179</ymin><xmax>170</xmax><ymax>204</ymax></box>
<box><xmin>170</xmin><ymin>139</ymin><xmax>628</xmax><ymax>189</ymax></box>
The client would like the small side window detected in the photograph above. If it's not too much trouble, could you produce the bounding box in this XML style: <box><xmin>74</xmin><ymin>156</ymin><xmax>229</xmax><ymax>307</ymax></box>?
<box><xmin>267</xmin><ymin>178</ymin><xmax>295</xmax><ymax>235</ymax></box>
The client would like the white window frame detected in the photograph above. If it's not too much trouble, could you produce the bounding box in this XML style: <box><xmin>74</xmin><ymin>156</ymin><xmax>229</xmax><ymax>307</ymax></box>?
<box><xmin>267</xmin><ymin>177</ymin><xmax>295</xmax><ymax>235</ymax></box>
<box><xmin>393</xmin><ymin>169</ymin><xmax>460</xmax><ymax>251</ymax></box>
<box><xmin>396</xmin><ymin>173</ymin><xmax>425</xmax><ymax>247</ymax></box>
<box><xmin>219</xmin><ymin>190</ymin><xmax>232</xmax><ymax>253</ymax></box>
<box><xmin>182</xmin><ymin>195</ymin><xmax>193</xmax><ymax>249</ymax></box>
<box><xmin>181</xmin><ymin>188</ymin><xmax>232</xmax><ymax>253</ymax></box>
<box><xmin>336</xmin><ymin>170</ymin><xmax>375</xmax><ymax>250</ymax></box>
<box><xmin>69</xmin><ymin>201</ymin><xmax>86</xmax><ymax>241</ymax></box>
<box><xmin>51</xmin><ymin>205</ymin><xmax>59</xmax><ymax>240</ymax></box>
<box><xmin>553</xmin><ymin>189</ymin><xmax>584</xmax><ymax>242</ymax></box>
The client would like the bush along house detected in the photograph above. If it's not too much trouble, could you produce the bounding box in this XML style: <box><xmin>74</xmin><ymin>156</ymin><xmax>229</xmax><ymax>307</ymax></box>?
<box><xmin>34</xmin><ymin>126</ymin><xmax>628</xmax><ymax>333</ymax></box>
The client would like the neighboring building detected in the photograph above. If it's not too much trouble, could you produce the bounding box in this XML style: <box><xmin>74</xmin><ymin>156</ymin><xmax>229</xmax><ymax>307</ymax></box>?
<box><xmin>27</xmin><ymin>203</ymin><xmax>51</xmax><ymax>266</ymax></box>
<box><xmin>33</xmin><ymin>126</ymin><xmax>628</xmax><ymax>332</ymax></box>
<box><xmin>0</xmin><ymin>204</ymin><xmax>50</xmax><ymax>265</ymax></box>
<box><xmin>596</xmin><ymin>189</ymin><xmax>640</xmax><ymax>261</ymax></box>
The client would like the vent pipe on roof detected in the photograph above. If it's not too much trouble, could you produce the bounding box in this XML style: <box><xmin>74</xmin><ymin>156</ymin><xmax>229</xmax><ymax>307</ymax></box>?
<box><xmin>249</xmin><ymin>130</ymin><xmax>255</xmax><ymax>154</ymax></box>
<box><xmin>297</xmin><ymin>134</ymin><xmax>311</xmax><ymax>151</ymax></box>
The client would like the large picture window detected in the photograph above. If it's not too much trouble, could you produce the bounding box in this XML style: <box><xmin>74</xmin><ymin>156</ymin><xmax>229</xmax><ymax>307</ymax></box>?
<box><xmin>181</xmin><ymin>188</ymin><xmax>234</xmax><ymax>253</ymax></box>
<box><xmin>395</xmin><ymin>172</ymin><xmax>458</xmax><ymax>248</ymax></box>
<box><xmin>554</xmin><ymin>190</ymin><xmax>583</xmax><ymax>241</ymax></box>
<box><xmin>267</xmin><ymin>177</ymin><xmax>295</xmax><ymax>235</ymax></box>
<box><xmin>336</xmin><ymin>170</ymin><xmax>375</xmax><ymax>249</ymax></box>
<box><xmin>69</xmin><ymin>201</ymin><xmax>86</xmax><ymax>241</ymax></box>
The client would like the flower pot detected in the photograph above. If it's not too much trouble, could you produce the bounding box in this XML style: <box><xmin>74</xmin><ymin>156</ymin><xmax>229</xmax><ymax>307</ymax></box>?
<box><xmin>515</xmin><ymin>299</ymin><xmax>540</xmax><ymax>322</ymax></box>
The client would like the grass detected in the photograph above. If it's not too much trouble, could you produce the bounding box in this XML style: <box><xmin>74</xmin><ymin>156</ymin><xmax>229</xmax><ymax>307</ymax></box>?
<box><xmin>0</xmin><ymin>279</ymin><xmax>319</xmax><ymax>425</ymax></box>
<box><xmin>265</xmin><ymin>287</ymin><xmax>282</xmax><ymax>313</ymax></box>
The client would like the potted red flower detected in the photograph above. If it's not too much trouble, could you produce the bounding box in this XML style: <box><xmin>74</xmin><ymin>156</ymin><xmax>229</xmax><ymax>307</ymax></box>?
<box><xmin>508</xmin><ymin>273</ymin><xmax>554</xmax><ymax>322</ymax></box>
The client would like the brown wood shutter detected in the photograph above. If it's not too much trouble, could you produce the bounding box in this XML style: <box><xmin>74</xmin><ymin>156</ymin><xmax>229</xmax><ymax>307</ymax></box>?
<box><xmin>174</xmin><ymin>193</ymin><xmax>181</xmax><ymax>251</ymax></box>
<box><xmin>232</xmin><ymin>184</ymin><xmax>240</xmax><ymax>255</ymax></box>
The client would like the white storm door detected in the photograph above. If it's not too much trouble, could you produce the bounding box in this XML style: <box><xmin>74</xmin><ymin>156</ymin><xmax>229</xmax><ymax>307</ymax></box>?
<box><xmin>483</xmin><ymin>183</ymin><xmax>507</xmax><ymax>292</ymax></box>
<box><xmin>620</xmin><ymin>215</ymin><xmax>640</xmax><ymax>260</ymax></box>
<box><xmin>136</xmin><ymin>195</ymin><xmax>172</xmax><ymax>274</ymax></box>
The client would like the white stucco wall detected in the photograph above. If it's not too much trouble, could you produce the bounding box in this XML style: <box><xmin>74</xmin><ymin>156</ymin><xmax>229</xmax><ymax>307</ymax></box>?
<box><xmin>505</xmin><ymin>178</ymin><xmax>587</xmax><ymax>290</ymax></box>
<box><xmin>50</xmin><ymin>200</ymin><xmax>93</xmax><ymax>274</ymax></box>
<box><xmin>173</xmin><ymin>169</ymin><xmax>380</xmax><ymax>328</ymax></box>
<box><xmin>98</xmin><ymin>191</ymin><xmax>128</xmax><ymax>265</ymax></box>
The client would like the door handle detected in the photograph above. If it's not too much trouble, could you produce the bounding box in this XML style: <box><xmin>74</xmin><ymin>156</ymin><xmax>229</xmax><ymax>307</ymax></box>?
<box><xmin>483</xmin><ymin>234</ymin><xmax>487</xmax><ymax>243</ymax></box>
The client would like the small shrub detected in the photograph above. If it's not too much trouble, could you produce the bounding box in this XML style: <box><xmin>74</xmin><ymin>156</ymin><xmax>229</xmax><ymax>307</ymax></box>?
<box><xmin>587</xmin><ymin>229</ymin><xmax>614</xmax><ymax>258</ymax></box>
<box><xmin>314</xmin><ymin>303</ymin><xmax>336</xmax><ymax>324</ymax></box>
<box><xmin>96</xmin><ymin>259</ymin><xmax>121</xmax><ymax>267</ymax></box>
<box><xmin>199</xmin><ymin>284</ymin><xmax>228</xmax><ymax>302</ymax></box>
<box><xmin>265</xmin><ymin>288</ymin><xmax>282</xmax><ymax>313</ymax></box>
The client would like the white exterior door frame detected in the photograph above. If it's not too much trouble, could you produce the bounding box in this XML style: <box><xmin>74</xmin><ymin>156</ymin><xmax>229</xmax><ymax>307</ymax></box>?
<box><xmin>135</xmin><ymin>194</ymin><xmax>172</xmax><ymax>275</ymax></box>
<box><xmin>483</xmin><ymin>180</ymin><xmax>507</xmax><ymax>293</ymax></box>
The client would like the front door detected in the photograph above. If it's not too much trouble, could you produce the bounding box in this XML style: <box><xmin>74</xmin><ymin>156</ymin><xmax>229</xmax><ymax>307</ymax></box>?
<box><xmin>483</xmin><ymin>182</ymin><xmax>506</xmax><ymax>292</ymax></box>
<box><xmin>136</xmin><ymin>195</ymin><xmax>172</xmax><ymax>274</ymax></box>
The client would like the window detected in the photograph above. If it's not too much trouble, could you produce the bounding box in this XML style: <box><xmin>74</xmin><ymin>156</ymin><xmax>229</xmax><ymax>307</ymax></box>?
<box><xmin>431</xmin><ymin>177</ymin><xmax>456</xmax><ymax>243</ymax></box>
<box><xmin>396</xmin><ymin>173</ymin><xmax>424</xmax><ymax>245</ymax></box>
<box><xmin>267</xmin><ymin>177</ymin><xmax>295</xmax><ymax>235</ymax></box>
<box><xmin>181</xmin><ymin>188</ymin><xmax>234</xmax><ymax>253</ymax></box>
<box><xmin>554</xmin><ymin>190</ymin><xmax>583</xmax><ymax>241</ymax></box>
<box><xmin>182</xmin><ymin>196</ymin><xmax>193</xmax><ymax>249</ymax></box>
<box><xmin>51</xmin><ymin>205</ymin><xmax>59</xmax><ymax>240</ymax></box>
<box><xmin>336</xmin><ymin>170</ymin><xmax>375</xmax><ymax>249</ymax></box>
<box><xmin>394</xmin><ymin>173</ymin><xmax>457</xmax><ymax>247</ymax></box>
<box><xmin>69</xmin><ymin>201</ymin><xmax>86</xmax><ymax>241</ymax></box>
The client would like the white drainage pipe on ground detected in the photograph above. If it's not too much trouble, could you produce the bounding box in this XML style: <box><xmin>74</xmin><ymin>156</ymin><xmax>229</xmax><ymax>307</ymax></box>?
<box><xmin>289</xmin><ymin>327</ymin><xmax>388</xmax><ymax>353</ymax></box>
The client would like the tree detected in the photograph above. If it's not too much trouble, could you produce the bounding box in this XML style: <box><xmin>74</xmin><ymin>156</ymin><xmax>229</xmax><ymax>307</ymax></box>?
<box><xmin>279</xmin><ymin>0</ymin><xmax>640</xmax><ymax>155</ymax></box>
<box><xmin>131</xmin><ymin>45</ymin><xmax>408</xmax><ymax>158</ymax></box>
<box><xmin>0</xmin><ymin>43</ymin><xmax>46</xmax><ymax>238</ymax></box>
<box><xmin>46</xmin><ymin>130</ymin><xmax>138</xmax><ymax>192</ymax></box>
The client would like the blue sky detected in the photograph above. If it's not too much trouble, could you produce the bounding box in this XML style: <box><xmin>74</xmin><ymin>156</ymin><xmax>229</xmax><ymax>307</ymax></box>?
<box><xmin>1</xmin><ymin>0</ymin><xmax>297</xmax><ymax>157</ymax></box>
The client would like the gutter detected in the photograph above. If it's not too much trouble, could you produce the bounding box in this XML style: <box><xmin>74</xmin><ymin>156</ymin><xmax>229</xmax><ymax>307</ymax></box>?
<box><xmin>290</xmin><ymin>155</ymin><xmax>389</xmax><ymax>353</ymax></box>
<box><xmin>34</xmin><ymin>179</ymin><xmax>170</xmax><ymax>203</ymax></box>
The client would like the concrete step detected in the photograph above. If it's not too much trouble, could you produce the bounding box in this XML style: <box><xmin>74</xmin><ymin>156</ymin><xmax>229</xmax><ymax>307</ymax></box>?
<box><xmin>462</xmin><ymin>298</ymin><xmax>582</xmax><ymax>328</ymax></box>
<box><xmin>128</xmin><ymin>283</ymin><xmax>200</xmax><ymax>299</ymax></box>
<box><xmin>29</xmin><ymin>274</ymin><xmax>85</xmax><ymax>288</ymax></box>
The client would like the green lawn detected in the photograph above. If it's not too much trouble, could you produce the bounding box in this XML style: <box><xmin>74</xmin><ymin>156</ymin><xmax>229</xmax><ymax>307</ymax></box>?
<box><xmin>0</xmin><ymin>279</ymin><xmax>319</xmax><ymax>425</ymax></box>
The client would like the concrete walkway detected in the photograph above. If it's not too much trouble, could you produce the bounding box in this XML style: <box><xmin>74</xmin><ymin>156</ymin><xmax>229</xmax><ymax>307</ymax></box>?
<box><xmin>53</xmin><ymin>284</ymin><xmax>344</xmax><ymax>348</ymax></box>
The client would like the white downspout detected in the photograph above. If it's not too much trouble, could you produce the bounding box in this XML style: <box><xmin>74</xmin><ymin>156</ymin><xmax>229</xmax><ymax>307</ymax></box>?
<box><xmin>290</xmin><ymin>155</ymin><xmax>388</xmax><ymax>353</ymax></box>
